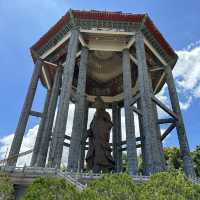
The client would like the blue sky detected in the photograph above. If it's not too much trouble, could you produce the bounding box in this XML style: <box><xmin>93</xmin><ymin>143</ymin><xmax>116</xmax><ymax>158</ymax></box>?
<box><xmin>0</xmin><ymin>0</ymin><xmax>200</xmax><ymax>163</ymax></box>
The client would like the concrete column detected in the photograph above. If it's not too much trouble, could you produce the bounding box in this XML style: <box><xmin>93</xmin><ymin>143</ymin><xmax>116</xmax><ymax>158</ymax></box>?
<box><xmin>148</xmin><ymin>66</ymin><xmax>166</xmax><ymax>170</ymax></box>
<box><xmin>112</xmin><ymin>103</ymin><xmax>122</xmax><ymax>172</ymax></box>
<box><xmin>165</xmin><ymin>64</ymin><xmax>196</xmax><ymax>177</ymax></box>
<box><xmin>68</xmin><ymin>47</ymin><xmax>88</xmax><ymax>171</ymax></box>
<box><xmin>79</xmin><ymin>101</ymin><xmax>89</xmax><ymax>171</ymax></box>
<box><xmin>48</xmin><ymin>28</ymin><xmax>79</xmax><ymax>168</ymax></box>
<box><xmin>36</xmin><ymin>67</ymin><xmax>62</xmax><ymax>167</ymax></box>
<box><xmin>30</xmin><ymin>89</ymin><xmax>52</xmax><ymax>166</ymax></box>
<box><xmin>7</xmin><ymin>60</ymin><xmax>42</xmax><ymax>166</ymax></box>
<box><xmin>152</xmin><ymin>100</ymin><xmax>166</xmax><ymax>170</ymax></box>
<box><xmin>137</xmin><ymin>99</ymin><xmax>145</xmax><ymax>174</ymax></box>
<box><xmin>135</xmin><ymin>31</ymin><xmax>164</xmax><ymax>175</ymax></box>
<box><xmin>122</xmin><ymin>49</ymin><xmax>137</xmax><ymax>175</ymax></box>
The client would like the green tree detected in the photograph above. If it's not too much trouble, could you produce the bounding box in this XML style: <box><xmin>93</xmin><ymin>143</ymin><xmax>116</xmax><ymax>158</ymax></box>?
<box><xmin>191</xmin><ymin>145</ymin><xmax>200</xmax><ymax>177</ymax></box>
<box><xmin>82</xmin><ymin>173</ymin><xmax>139</xmax><ymax>200</ymax></box>
<box><xmin>164</xmin><ymin>147</ymin><xmax>182</xmax><ymax>170</ymax></box>
<box><xmin>139</xmin><ymin>171</ymin><xmax>200</xmax><ymax>200</ymax></box>
<box><xmin>0</xmin><ymin>172</ymin><xmax>14</xmax><ymax>200</ymax></box>
<box><xmin>137</xmin><ymin>154</ymin><xmax>144</xmax><ymax>174</ymax></box>
<box><xmin>122</xmin><ymin>152</ymin><xmax>128</xmax><ymax>171</ymax></box>
<box><xmin>164</xmin><ymin>146</ymin><xmax>200</xmax><ymax>177</ymax></box>
<box><xmin>22</xmin><ymin>177</ymin><xmax>80</xmax><ymax>200</ymax></box>
<box><xmin>137</xmin><ymin>147</ymin><xmax>182</xmax><ymax>174</ymax></box>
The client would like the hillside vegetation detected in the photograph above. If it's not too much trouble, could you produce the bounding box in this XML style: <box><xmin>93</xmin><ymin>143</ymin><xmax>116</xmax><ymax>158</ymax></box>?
<box><xmin>1</xmin><ymin>167</ymin><xmax>200</xmax><ymax>199</ymax></box>
<box><xmin>20</xmin><ymin>171</ymin><xmax>200</xmax><ymax>200</ymax></box>
<box><xmin>0</xmin><ymin>172</ymin><xmax>14</xmax><ymax>200</ymax></box>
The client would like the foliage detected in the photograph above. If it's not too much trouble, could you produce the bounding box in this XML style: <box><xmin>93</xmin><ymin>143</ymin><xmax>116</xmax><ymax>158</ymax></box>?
<box><xmin>139</xmin><ymin>171</ymin><xmax>200</xmax><ymax>200</ymax></box>
<box><xmin>82</xmin><ymin>173</ymin><xmax>139</xmax><ymax>200</ymax></box>
<box><xmin>14</xmin><ymin>171</ymin><xmax>200</xmax><ymax>200</ymax></box>
<box><xmin>164</xmin><ymin>146</ymin><xmax>200</xmax><ymax>177</ymax></box>
<box><xmin>164</xmin><ymin>147</ymin><xmax>182</xmax><ymax>170</ymax></box>
<box><xmin>82</xmin><ymin>171</ymin><xmax>200</xmax><ymax>200</ymax></box>
<box><xmin>0</xmin><ymin>172</ymin><xmax>14</xmax><ymax>200</ymax></box>
<box><xmin>122</xmin><ymin>152</ymin><xmax>128</xmax><ymax>172</ymax></box>
<box><xmin>118</xmin><ymin>147</ymin><xmax>199</xmax><ymax>176</ymax></box>
<box><xmin>137</xmin><ymin>154</ymin><xmax>144</xmax><ymax>174</ymax></box>
<box><xmin>22</xmin><ymin>177</ymin><xmax>80</xmax><ymax>200</ymax></box>
<box><xmin>191</xmin><ymin>145</ymin><xmax>200</xmax><ymax>177</ymax></box>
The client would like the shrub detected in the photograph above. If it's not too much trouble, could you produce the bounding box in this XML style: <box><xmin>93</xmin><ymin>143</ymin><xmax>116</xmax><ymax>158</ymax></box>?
<box><xmin>19</xmin><ymin>171</ymin><xmax>200</xmax><ymax>200</ymax></box>
<box><xmin>82</xmin><ymin>173</ymin><xmax>139</xmax><ymax>200</ymax></box>
<box><xmin>139</xmin><ymin>171</ymin><xmax>200</xmax><ymax>200</ymax></box>
<box><xmin>22</xmin><ymin>177</ymin><xmax>80</xmax><ymax>200</ymax></box>
<box><xmin>0</xmin><ymin>172</ymin><xmax>14</xmax><ymax>200</ymax></box>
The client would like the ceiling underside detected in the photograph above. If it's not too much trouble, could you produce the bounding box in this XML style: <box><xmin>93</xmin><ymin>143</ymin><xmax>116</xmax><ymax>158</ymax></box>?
<box><xmin>31</xmin><ymin>10</ymin><xmax>178</xmax><ymax>104</ymax></box>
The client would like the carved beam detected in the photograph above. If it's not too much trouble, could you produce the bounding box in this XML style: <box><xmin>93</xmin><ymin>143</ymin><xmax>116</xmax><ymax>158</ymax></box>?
<box><xmin>127</xmin><ymin>36</ymin><xmax>135</xmax><ymax>48</ymax></box>
<box><xmin>30</xmin><ymin>110</ymin><xmax>43</xmax><ymax>118</ymax></box>
<box><xmin>152</xmin><ymin>96</ymin><xmax>178</xmax><ymax>120</ymax></box>
<box><xmin>157</xmin><ymin>118</ymin><xmax>176</xmax><ymax>124</ymax></box>
<box><xmin>161</xmin><ymin>123</ymin><xmax>176</xmax><ymax>141</ymax></box>
<box><xmin>149</xmin><ymin>67</ymin><xmax>164</xmax><ymax>72</ymax></box>
<box><xmin>130</xmin><ymin>93</ymin><xmax>140</xmax><ymax>107</ymax></box>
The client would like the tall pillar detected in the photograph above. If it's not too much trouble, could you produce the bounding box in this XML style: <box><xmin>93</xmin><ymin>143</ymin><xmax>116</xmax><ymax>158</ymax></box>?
<box><xmin>135</xmin><ymin>31</ymin><xmax>164</xmax><ymax>175</ymax></box>
<box><xmin>79</xmin><ymin>101</ymin><xmax>89</xmax><ymax>171</ymax></box>
<box><xmin>7</xmin><ymin>60</ymin><xmax>42</xmax><ymax>166</ymax></box>
<box><xmin>152</xmin><ymin>100</ymin><xmax>166</xmax><ymax>170</ymax></box>
<box><xmin>30</xmin><ymin>89</ymin><xmax>52</xmax><ymax>166</ymax></box>
<box><xmin>122</xmin><ymin>49</ymin><xmax>137</xmax><ymax>175</ymax></box>
<box><xmin>48</xmin><ymin>28</ymin><xmax>79</xmax><ymax>168</ymax></box>
<box><xmin>137</xmin><ymin>99</ymin><xmax>145</xmax><ymax>174</ymax></box>
<box><xmin>148</xmin><ymin>67</ymin><xmax>166</xmax><ymax>170</ymax></box>
<box><xmin>36</xmin><ymin>67</ymin><xmax>62</xmax><ymax>167</ymax></box>
<box><xmin>112</xmin><ymin>103</ymin><xmax>122</xmax><ymax>172</ymax></box>
<box><xmin>165</xmin><ymin>64</ymin><xmax>196</xmax><ymax>177</ymax></box>
<box><xmin>68</xmin><ymin>47</ymin><xmax>88</xmax><ymax>171</ymax></box>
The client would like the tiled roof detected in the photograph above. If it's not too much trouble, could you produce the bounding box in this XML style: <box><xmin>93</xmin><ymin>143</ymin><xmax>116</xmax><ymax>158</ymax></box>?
<box><xmin>31</xmin><ymin>9</ymin><xmax>176</xmax><ymax>58</ymax></box>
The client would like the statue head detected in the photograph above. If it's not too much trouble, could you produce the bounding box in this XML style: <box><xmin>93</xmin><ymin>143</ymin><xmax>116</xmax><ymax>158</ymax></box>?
<box><xmin>94</xmin><ymin>96</ymin><xmax>105</xmax><ymax>110</ymax></box>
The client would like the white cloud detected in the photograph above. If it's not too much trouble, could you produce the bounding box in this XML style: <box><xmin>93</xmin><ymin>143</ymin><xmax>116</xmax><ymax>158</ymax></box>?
<box><xmin>0</xmin><ymin>104</ymin><xmax>108</xmax><ymax>167</ymax></box>
<box><xmin>0</xmin><ymin>125</ymin><xmax>38</xmax><ymax>166</ymax></box>
<box><xmin>179</xmin><ymin>96</ymin><xmax>192</xmax><ymax>110</ymax></box>
<box><xmin>0</xmin><ymin>103</ymin><xmax>142</xmax><ymax>166</ymax></box>
<box><xmin>154</xmin><ymin>41</ymin><xmax>200</xmax><ymax>113</ymax></box>
<box><xmin>0</xmin><ymin>104</ymin><xmax>77</xmax><ymax>167</ymax></box>
<box><xmin>1</xmin><ymin>41</ymin><xmax>200</xmax><ymax>167</ymax></box>
<box><xmin>174</xmin><ymin>43</ymin><xmax>200</xmax><ymax>97</ymax></box>
<box><xmin>155</xmin><ymin>84</ymin><xmax>171</xmax><ymax>118</ymax></box>
<box><xmin>193</xmin><ymin>84</ymin><xmax>200</xmax><ymax>98</ymax></box>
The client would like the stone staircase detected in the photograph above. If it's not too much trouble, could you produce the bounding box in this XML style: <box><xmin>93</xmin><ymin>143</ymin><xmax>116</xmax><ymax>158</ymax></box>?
<box><xmin>0</xmin><ymin>166</ymin><xmax>151</xmax><ymax>190</ymax></box>
<box><xmin>0</xmin><ymin>165</ymin><xmax>199</xmax><ymax>199</ymax></box>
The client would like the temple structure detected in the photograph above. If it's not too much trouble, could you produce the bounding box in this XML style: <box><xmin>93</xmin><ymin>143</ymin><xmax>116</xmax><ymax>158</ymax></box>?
<box><xmin>7</xmin><ymin>10</ymin><xmax>195</xmax><ymax>176</ymax></box>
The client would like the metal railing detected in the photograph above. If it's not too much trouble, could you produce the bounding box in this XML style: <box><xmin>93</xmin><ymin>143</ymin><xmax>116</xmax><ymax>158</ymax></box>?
<box><xmin>2</xmin><ymin>166</ymin><xmax>199</xmax><ymax>187</ymax></box>
<box><xmin>0</xmin><ymin>149</ymin><xmax>33</xmax><ymax>165</ymax></box>
<box><xmin>0</xmin><ymin>166</ymin><xmax>86</xmax><ymax>190</ymax></box>
<box><xmin>0</xmin><ymin>166</ymin><xmax>151</xmax><ymax>190</ymax></box>
<box><xmin>188</xmin><ymin>176</ymin><xmax>200</xmax><ymax>185</ymax></box>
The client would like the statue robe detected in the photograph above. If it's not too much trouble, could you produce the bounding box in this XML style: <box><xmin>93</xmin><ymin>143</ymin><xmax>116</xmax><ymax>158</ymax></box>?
<box><xmin>86</xmin><ymin>109</ymin><xmax>114</xmax><ymax>171</ymax></box>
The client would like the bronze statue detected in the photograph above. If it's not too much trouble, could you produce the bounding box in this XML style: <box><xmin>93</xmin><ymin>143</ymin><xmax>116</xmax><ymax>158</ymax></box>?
<box><xmin>86</xmin><ymin>96</ymin><xmax>115</xmax><ymax>173</ymax></box>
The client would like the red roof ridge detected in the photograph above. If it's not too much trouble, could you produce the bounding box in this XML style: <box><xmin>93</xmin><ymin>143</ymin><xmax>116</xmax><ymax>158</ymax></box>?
<box><xmin>31</xmin><ymin>9</ymin><xmax>177</xmax><ymax>59</ymax></box>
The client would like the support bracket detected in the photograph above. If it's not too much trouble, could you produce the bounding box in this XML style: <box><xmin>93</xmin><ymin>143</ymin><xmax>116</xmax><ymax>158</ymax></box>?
<box><xmin>152</xmin><ymin>96</ymin><xmax>178</xmax><ymax>120</ymax></box>
<box><xmin>30</xmin><ymin>110</ymin><xmax>43</xmax><ymax>118</ymax></box>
